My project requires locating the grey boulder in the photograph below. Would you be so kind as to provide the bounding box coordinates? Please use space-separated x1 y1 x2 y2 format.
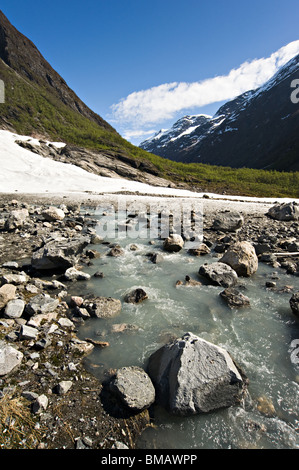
147 332 247 416
267 201 299 221
212 211 244 232
198 262 238 287
109 366 155 411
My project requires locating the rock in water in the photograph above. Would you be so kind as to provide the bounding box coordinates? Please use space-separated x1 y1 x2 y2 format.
84 297 122 318
163 235 184 252
220 288 250 309
109 366 155 411
220 241 258 277
147 332 247 416
124 288 148 304
198 262 238 287
290 292 299 316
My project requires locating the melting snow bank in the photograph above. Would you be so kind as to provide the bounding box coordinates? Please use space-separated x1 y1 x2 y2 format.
0 130 298 206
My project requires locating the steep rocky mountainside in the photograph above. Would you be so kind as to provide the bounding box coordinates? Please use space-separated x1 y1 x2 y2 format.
0 10 113 132
140 55 299 171
0 10 172 187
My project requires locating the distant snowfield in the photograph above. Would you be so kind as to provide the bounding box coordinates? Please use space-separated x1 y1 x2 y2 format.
0 130 298 206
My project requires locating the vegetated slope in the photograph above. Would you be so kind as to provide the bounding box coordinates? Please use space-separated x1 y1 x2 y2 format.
140 55 299 172
0 9 298 198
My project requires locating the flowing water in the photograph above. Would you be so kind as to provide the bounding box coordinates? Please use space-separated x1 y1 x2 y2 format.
74 208 299 449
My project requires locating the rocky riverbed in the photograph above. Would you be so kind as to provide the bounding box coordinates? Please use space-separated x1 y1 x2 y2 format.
0 193 298 449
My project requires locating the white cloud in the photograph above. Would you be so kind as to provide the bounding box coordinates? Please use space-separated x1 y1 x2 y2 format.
111 40 299 133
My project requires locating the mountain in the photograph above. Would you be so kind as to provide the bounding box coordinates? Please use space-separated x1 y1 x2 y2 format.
140 55 299 171
0 10 173 187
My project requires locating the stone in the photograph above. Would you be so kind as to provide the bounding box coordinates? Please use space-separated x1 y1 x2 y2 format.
220 288 251 308
267 201 299 221
31 235 90 271
58 317 75 329
124 288 148 304
0 284 16 309
41 206 65 222
25 293 59 317
32 394 49 414
84 297 122 319
220 241 258 277
4 299 25 319
163 234 184 252
55 380 73 395
212 211 244 232
64 267 91 281
107 246 125 257
5 208 29 231
109 366 155 411
0 341 23 376
20 325 39 340
1 272 29 285
290 292 299 316
147 332 247 415
150 253 164 264
198 262 238 287
188 243 211 256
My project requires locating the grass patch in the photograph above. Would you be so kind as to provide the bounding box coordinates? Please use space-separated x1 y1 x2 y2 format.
0 391 42 448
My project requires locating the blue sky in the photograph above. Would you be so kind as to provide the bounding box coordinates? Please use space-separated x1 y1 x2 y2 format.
1 0 299 144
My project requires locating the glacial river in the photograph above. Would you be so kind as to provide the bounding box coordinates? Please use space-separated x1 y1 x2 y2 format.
75 208 299 449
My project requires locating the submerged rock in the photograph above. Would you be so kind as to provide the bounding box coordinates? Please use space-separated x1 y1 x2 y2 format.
220 288 251 309
147 332 247 416
124 288 148 304
220 241 258 277
198 262 238 287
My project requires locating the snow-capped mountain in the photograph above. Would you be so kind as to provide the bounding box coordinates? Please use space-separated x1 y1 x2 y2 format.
140 54 299 171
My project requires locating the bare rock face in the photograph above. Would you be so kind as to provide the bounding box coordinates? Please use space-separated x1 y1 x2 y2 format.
220 241 258 277
147 332 247 416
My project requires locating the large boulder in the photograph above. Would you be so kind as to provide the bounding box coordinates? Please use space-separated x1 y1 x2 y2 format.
212 211 244 232
0 341 23 376
109 366 155 411
163 234 184 253
198 262 238 287
31 235 90 271
267 202 299 221
147 332 247 415
220 241 258 277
